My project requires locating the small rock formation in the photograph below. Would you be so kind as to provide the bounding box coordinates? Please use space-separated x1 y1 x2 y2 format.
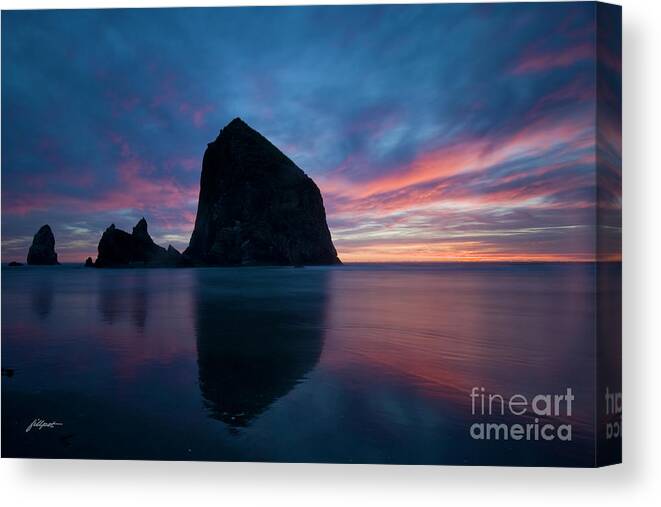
84 257 94 267
8 261 24 267
185 117 341 266
166 245 185 265
26 225 59 265
93 218 186 267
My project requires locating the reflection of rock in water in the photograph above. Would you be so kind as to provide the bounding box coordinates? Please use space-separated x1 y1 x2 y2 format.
130 286 147 331
99 285 122 324
31 275 54 319
98 274 148 332
195 269 329 427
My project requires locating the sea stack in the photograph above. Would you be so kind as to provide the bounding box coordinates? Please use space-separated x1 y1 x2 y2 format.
26 225 59 265
94 218 185 267
184 118 341 266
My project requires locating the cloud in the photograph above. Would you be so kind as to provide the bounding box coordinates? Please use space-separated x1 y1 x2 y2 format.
1 3 619 262
511 43 594 74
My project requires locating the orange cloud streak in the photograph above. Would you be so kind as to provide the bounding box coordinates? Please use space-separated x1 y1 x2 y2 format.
337 241 599 263
320 113 594 204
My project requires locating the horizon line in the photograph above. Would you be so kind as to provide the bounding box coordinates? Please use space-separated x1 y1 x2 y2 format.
3 258 622 266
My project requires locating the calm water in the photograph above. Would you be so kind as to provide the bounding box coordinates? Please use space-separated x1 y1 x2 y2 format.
2 263 602 465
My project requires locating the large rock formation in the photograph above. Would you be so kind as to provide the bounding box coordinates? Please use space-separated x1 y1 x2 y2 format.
94 218 185 267
26 225 59 265
185 118 341 266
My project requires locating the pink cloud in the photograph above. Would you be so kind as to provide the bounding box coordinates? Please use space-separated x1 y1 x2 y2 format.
511 43 594 74
320 111 595 204
179 101 215 128
526 77 594 121
598 45 621 74
3 135 199 219
192 104 214 128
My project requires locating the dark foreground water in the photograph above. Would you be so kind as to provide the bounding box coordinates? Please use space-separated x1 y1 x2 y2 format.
2 263 610 465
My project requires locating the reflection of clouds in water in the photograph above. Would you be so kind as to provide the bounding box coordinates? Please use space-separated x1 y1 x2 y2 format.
320 264 597 429
194 268 329 428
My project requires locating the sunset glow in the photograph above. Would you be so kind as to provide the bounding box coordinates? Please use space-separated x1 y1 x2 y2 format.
2 4 621 263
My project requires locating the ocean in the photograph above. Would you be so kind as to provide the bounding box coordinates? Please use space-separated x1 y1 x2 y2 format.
1 263 610 465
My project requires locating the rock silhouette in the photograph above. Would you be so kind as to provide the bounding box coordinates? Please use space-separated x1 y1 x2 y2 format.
94 218 185 267
185 118 341 266
8 261 24 267
84 257 94 267
27 225 59 265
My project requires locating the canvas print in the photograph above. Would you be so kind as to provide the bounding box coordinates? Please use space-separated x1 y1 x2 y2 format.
1 2 621 466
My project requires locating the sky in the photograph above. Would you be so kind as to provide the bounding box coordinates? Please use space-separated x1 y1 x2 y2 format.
1 3 621 263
